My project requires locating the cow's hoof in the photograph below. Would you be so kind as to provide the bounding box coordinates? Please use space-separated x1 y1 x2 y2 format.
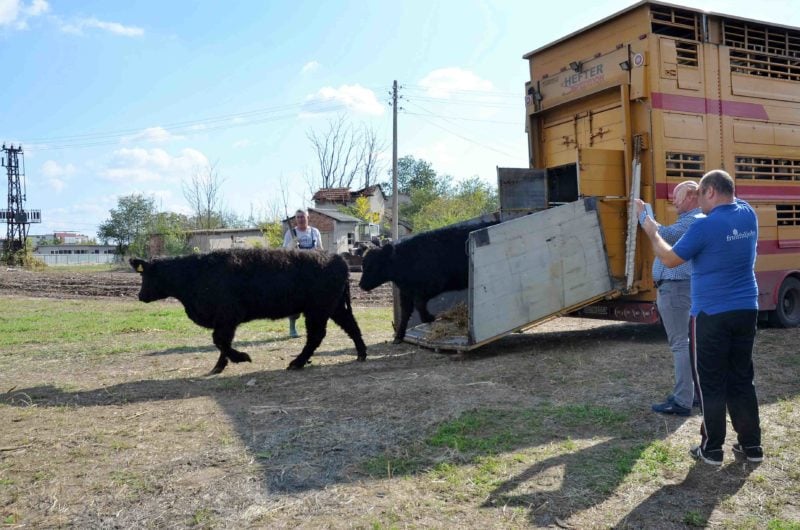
230 352 252 364
356 354 366 362
392 337 404 345
207 366 225 376
286 360 305 370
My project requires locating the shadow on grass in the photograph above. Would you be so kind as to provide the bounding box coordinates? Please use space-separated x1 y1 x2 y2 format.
3 326 795 525
617 461 756 528
145 335 303 356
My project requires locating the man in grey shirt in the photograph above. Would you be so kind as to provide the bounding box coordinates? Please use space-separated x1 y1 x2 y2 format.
635 180 701 416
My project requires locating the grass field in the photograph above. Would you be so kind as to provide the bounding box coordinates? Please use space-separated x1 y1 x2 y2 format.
1 295 799 528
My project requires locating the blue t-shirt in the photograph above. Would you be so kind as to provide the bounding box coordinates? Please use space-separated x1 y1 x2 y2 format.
672 199 758 316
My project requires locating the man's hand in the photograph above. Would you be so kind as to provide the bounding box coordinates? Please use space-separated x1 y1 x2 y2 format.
634 198 645 216
642 214 659 238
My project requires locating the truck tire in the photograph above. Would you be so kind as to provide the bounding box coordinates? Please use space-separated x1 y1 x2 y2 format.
768 276 800 328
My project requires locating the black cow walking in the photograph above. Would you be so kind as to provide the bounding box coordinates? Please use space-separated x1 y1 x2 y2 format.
359 220 497 343
130 249 367 374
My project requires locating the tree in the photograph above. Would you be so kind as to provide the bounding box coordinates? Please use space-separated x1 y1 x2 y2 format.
361 126 387 188
396 156 450 223
97 194 156 256
339 196 374 223
409 177 498 232
396 155 442 195
306 115 387 193
183 161 226 229
148 212 191 257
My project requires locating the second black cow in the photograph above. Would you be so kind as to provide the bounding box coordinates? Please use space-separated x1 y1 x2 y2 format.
131 249 367 374
359 219 497 343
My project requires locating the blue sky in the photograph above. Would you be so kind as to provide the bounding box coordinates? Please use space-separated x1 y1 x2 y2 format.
2 0 798 238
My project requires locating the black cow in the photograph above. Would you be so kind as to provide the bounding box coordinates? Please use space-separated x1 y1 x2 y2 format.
130 249 367 374
359 220 497 343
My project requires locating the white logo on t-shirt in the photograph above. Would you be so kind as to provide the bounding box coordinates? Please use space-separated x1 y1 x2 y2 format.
726 228 755 242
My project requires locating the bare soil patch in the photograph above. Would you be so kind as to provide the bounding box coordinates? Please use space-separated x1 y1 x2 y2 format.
0 267 393 306
1 269 798 529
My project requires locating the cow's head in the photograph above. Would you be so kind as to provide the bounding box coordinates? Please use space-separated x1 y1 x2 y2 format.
359 243 393 291
130 258 168 303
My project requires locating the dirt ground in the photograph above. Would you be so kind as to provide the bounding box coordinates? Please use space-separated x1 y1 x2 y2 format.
1 268 798 529
0 266 394 306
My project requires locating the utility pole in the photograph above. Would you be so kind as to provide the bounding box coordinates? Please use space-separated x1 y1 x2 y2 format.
1 144 41 257
391 80 399 240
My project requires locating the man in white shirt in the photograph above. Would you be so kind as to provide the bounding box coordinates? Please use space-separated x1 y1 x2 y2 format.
283 209 323 337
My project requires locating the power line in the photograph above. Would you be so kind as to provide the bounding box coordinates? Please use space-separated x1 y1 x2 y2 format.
401 101 519 159
20 100 354 151
403 111 520 126
402 84 521 98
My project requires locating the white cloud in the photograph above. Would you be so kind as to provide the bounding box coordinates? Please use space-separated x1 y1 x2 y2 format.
302 84 385 116
48 178 65 192
301 61 320 75
59 16 143 37
25 0 47 16
233 139 253 149
102 147 208 183
0 0 48 28
419 67 494 98
41 160 76 178
123 126 183 144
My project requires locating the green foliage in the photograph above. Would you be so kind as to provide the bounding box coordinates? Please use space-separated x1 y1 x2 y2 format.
339 196 374 222
397 156 442 195
395 156 498 232
768 521 800 530
259 220 285 248
97 194 156 256
683 510 706 527
408 176 498 232
3 237 46 269
147 211 191 257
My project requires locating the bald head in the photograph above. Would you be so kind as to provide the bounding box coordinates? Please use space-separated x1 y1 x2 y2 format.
673 180 699 213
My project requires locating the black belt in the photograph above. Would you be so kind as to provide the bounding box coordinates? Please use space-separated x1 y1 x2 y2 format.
655 279 689 287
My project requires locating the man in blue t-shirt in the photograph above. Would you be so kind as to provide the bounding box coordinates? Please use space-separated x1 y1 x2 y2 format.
641 169 762 466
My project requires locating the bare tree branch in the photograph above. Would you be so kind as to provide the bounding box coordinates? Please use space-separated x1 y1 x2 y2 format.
182 161 226 229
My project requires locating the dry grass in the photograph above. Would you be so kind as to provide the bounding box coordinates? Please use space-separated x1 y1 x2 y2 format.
426 302 470 340
1 294 799 529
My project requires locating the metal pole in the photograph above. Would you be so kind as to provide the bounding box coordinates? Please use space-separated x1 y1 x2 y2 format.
392 80 399 240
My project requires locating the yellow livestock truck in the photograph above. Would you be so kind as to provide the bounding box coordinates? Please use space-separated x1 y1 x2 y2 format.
403 1 800 352
522 0 800 328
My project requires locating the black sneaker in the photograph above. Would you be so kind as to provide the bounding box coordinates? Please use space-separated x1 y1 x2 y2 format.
652 400 691 416
689 445 723 465
732 443 763 463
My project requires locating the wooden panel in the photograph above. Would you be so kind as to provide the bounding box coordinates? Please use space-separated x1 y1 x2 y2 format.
542 119 576 165
775 123 800 147
660 38 678 79
734 119 775 144
677 65 702 91
731 73 800 103
663 112 706 140
578 148 625 197
469 199 614 343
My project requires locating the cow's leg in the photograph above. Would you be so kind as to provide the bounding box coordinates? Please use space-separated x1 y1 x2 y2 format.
414 296 435 323
210 325 252 375
394 290 414 344
330 301 367 361
287 313 327 370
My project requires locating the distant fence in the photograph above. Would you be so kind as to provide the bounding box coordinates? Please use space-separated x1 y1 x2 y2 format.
33 254 120 266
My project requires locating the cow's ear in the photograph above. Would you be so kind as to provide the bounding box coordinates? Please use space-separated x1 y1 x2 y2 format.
130 258 148 274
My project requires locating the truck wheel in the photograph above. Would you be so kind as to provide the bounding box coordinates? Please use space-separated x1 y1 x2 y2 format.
768 276 800 328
